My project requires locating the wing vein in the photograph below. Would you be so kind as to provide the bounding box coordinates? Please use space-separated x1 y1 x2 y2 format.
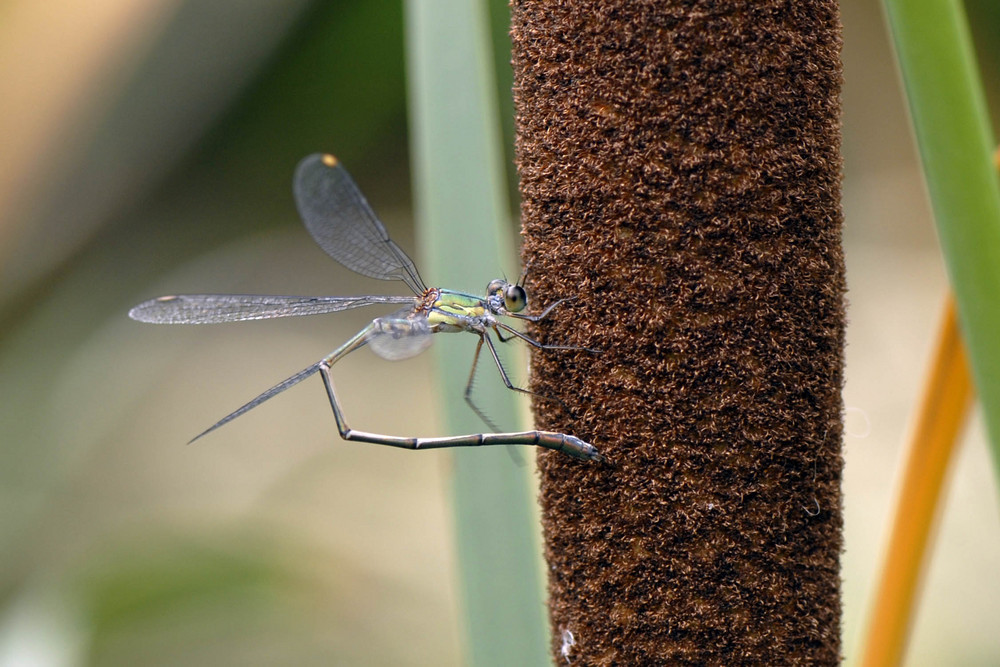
129 294 416 324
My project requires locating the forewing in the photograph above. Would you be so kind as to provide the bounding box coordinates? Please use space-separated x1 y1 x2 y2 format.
294 154 426 295
128 294 416 324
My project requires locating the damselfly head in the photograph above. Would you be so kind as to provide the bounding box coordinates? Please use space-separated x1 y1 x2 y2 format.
487 278 527 313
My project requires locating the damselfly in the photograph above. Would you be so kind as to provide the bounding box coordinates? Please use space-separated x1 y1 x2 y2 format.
129 154 602 462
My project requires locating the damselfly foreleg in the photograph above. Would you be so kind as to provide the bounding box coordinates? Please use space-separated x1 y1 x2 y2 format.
509 297 573 322
495 322 600 354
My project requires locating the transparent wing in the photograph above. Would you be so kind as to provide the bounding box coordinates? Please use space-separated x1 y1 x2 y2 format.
294 154 426 295
129 294 417 324
365 309 433 361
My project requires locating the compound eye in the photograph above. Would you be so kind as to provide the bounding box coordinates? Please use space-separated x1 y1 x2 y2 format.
504 284 527 312
486 279 505 296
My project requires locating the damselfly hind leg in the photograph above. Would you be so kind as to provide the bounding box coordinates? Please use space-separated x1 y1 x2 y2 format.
462 330 573 433
482 332 570 410
463 337 503 433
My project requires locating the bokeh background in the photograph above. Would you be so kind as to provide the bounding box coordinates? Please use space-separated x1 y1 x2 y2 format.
1 1 998 665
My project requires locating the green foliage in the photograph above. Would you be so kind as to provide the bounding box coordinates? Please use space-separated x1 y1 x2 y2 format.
883 0 1000 483
405 0 549 664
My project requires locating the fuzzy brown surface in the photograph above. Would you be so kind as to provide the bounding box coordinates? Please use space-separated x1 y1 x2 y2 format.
512 1 844 664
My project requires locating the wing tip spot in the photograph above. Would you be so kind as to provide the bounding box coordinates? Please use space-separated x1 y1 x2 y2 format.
322 154 338 167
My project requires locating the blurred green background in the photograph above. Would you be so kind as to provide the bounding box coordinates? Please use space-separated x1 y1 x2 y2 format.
0 1 997 665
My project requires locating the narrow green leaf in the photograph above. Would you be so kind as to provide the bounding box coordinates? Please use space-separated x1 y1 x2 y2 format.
883 0 1000 483
404 1 549 665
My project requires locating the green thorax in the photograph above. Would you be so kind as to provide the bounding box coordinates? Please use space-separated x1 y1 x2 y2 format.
424 288 488 329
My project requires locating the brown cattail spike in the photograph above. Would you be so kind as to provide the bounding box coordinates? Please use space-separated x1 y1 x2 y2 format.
513 2 846 663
